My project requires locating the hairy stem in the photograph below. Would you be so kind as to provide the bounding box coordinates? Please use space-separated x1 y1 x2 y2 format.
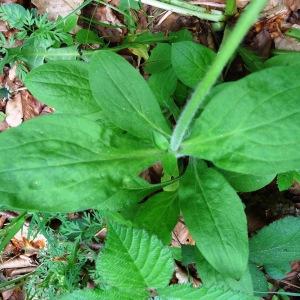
136 0 224 22
159 0 223 16
170 0 268 152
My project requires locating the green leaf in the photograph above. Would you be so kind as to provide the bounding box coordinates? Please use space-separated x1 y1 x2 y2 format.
75 29 103 44
145 43 172 74
249 217 300 277
59 288 146 300
179 161 248 279
285 28 300 41
130 191 179 244
238 47 264 72
0 114 167 212
277 171 300 191
195 249 253 294
119 0 141 11
0 212 26 252
148 68 177 109
169 29 193 43
89 51 171 142
219 169 275 192
63 15 78 32
96 223 173 290
249 264 268 297
171 41 216 88
25 61 100 117
181 66 300 175
46 46 79 61
264 264 291 280
157 285 259 300
264 53 300 68
58 289 102 300
0 4 26 29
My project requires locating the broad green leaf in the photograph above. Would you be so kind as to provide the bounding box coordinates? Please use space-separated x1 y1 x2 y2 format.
75 29 103 44
264 53 300 68
59 288 146 300
181 66 300 175
169 29 193 43
171 41 216 88
96 223 173 290
179 161 248 279
145 43 172 74
59 289 102 300
264 264 291 280
219 169 275 192
277 171 300 191
130 191 179 244
249 264 268 297
238 47 264 72
119 0 141 11
148 68 177 106
46 46 79 61
18 39 52 69
285 27 300 41
25 61 100 117
195 249 253 294
0 114 167 212
250 217 300 276
89 51 171 142
157 285 259 300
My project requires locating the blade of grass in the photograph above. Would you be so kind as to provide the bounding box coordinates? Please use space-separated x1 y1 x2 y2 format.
0 212 27 252
170 0 268 152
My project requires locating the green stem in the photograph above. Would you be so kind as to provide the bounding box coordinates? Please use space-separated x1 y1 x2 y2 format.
136 0 224 22
159 0 223 16
225 0 237 16
170 0 268 152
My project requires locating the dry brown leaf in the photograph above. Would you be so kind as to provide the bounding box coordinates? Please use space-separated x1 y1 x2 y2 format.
237 0 300 11
21 90 44 121
274 35 300 50
175 265 190 284
172 220 195 247
0 255 36 270
82 4 124 43
2 288 24 300
5 93 23 127
8 266 36 277
32 0 84 19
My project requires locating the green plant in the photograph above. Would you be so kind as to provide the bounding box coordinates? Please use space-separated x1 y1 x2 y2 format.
0 3 78 78
1 0 300 298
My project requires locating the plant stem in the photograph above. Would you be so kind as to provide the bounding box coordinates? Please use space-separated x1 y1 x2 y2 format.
170 0 268 152
136 0 224 22
225 0 237 16
159 0 223 16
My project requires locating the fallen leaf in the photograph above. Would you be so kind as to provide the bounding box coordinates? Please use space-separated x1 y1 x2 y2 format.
274 35 300 50
20 90 44 121
0 255 36 270
172 220 195 247
32 0 84 19
82 4 125 43
237 0 300 11
2 288 24 300
5 93 23 127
